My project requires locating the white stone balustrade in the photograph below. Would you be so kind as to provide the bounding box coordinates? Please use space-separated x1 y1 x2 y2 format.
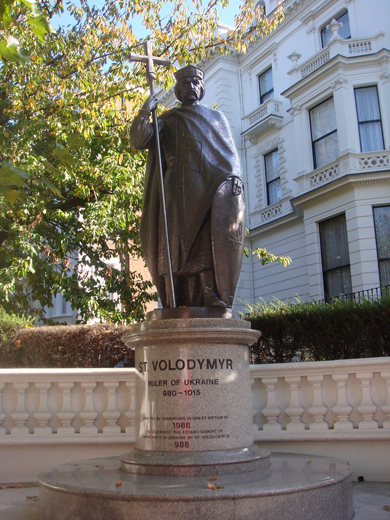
0 369 136 443
288 32 385 83
0 358 390 482
242 98 283 138
250 357 390 441
294 150 390 193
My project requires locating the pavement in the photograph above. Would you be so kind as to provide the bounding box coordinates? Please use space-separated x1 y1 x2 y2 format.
0 481 389 519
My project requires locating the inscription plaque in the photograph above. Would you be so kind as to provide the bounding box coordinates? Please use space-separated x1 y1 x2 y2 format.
121 317 263 476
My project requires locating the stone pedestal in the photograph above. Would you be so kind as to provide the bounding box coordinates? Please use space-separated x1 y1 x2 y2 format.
120 315 269 476
38 313 354 519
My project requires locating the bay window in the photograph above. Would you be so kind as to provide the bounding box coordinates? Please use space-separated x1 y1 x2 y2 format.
320 214 352 300
355 86 384 152
373 206 390 287
310 98 339 169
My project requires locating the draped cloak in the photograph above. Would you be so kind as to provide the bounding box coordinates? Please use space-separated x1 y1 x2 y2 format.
130 103 240 307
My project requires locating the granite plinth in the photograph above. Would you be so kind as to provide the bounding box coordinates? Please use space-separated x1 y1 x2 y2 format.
38 452 354 520
120 445 270 476
122 318 260 475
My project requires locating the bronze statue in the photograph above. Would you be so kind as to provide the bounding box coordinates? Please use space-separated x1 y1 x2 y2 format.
130 64 245 309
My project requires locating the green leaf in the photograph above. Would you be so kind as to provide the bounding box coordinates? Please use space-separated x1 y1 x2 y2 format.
53 146 74 168
27 14 55 41
41 177 63 197
0 0 14 22
0 35 31 62
67 133 87 149
0 165 25 187
4 189 20 206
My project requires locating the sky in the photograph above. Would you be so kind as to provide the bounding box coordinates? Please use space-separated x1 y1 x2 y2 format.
51 0 242 37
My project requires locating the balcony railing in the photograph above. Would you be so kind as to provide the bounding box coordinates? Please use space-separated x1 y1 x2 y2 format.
242 98 283 140
288 32 385 83
293 150 390 193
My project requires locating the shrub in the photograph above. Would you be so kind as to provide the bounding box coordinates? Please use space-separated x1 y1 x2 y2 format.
0 320 134 368
245 296 390 363
0 308 34 367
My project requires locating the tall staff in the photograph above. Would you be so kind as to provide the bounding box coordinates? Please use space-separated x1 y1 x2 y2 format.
129 41 176 308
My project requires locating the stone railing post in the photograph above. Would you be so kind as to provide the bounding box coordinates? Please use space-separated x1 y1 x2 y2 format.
102 381 121 434
307 375 329 430
356 372 378 429
381 371 390 429
34 382 52 435
79 381 98 434
10 382 29 435
261 377 282 431
285 376 305 430
332 374 353 429
57 382 75 434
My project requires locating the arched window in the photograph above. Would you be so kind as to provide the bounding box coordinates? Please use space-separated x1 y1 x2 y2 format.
321 10 350 47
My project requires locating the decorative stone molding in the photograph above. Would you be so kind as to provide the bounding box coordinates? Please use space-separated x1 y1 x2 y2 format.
287 51 302 68
310 163 340 188
330 77 348 90
289 103 301 116
359 154 390 169
301 49 330 78
326 19 343 41
349 40 372 55
261 203 283 223
306 24 315 35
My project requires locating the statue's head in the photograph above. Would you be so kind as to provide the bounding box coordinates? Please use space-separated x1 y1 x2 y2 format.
174 65 205 105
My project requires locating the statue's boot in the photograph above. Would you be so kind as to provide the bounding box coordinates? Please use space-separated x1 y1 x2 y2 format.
200 270 227 308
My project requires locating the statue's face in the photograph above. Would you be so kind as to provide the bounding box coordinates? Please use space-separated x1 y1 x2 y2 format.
178 76 203 105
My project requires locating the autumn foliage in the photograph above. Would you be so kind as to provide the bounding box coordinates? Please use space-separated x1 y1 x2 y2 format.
0 0 283 323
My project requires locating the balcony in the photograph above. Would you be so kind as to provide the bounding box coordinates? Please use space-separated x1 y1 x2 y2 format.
242 98 283 141
288 32 385 84
293 150 390 194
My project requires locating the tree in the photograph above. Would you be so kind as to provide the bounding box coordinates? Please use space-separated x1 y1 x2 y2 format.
0 0 283 323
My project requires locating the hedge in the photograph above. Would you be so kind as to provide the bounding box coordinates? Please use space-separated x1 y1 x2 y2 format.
245 296 390 363
0 317 134 368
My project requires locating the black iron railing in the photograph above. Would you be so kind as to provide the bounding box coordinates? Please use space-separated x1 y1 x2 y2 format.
323 285 390 304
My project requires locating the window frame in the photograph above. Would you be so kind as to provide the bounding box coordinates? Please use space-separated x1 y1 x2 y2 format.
373 205 390 288
258 67 274 105
309 96 339 170
264 148 281 206
354 85 385 152
321 10 351 48
319 213 352 301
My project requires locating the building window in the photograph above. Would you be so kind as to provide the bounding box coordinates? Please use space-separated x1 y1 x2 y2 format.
264 149 281 205
319 214 352 300
373 206 390 287
259 68 274 105
310 97 339 169
321 10 351 47
355 86 384 152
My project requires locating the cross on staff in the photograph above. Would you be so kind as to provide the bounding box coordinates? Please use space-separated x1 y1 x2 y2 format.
129 41 176 308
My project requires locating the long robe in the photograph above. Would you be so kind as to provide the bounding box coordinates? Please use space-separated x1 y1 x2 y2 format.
130 103 240 307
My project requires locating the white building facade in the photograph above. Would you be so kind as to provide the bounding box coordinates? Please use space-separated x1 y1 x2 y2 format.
161 0 390 312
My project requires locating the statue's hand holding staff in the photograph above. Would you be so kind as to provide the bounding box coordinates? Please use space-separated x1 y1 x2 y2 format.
141 94 158 115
